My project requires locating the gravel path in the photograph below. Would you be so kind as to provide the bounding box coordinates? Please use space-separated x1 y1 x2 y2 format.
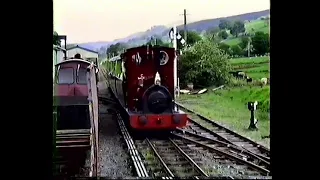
97 78 134 178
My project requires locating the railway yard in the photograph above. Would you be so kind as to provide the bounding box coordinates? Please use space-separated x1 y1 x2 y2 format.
53 2 271 178
85 69 272 179
52 43 271 179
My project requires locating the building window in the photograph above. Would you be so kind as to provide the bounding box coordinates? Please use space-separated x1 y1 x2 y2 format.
77 68 87 84
58 68 74 84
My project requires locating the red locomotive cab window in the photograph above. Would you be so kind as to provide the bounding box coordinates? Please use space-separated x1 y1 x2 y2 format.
77 68 87 84
57 68 74 84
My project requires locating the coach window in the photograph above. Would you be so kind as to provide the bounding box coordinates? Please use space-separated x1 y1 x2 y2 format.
58 68 74 84
77 68 87 84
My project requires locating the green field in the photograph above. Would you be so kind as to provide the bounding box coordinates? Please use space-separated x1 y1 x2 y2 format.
224 20 270 46
245 20 269 34
230 56 270 79
230 56 269 65
222 38 241 46
177 56 270 148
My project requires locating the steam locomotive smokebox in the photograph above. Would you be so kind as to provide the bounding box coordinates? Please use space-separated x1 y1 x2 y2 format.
142 85 173 114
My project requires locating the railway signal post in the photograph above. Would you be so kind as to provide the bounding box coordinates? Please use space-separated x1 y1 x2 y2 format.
248 101 258 130
169 26 186 99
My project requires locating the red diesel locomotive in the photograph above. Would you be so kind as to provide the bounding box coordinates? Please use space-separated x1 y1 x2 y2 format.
53 54 99 176
107 45 188 131
53 54 98 130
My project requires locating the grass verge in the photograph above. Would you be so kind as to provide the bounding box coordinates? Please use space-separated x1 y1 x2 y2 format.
177 85 270 148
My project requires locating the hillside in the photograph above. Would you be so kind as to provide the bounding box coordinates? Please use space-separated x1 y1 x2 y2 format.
71 9 270 52
222 19 270 46
176 9 269 32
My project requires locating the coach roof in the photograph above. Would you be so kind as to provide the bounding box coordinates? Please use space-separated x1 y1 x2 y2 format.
55 59 92 66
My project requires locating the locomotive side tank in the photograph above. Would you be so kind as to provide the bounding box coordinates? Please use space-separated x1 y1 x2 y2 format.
108 45 187 131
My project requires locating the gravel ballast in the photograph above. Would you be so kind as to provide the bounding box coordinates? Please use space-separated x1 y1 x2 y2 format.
98 79 134 178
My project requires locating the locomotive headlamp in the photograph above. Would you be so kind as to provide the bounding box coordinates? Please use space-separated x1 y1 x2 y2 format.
154 72 161 85
138 115 147 125
172 115 180 124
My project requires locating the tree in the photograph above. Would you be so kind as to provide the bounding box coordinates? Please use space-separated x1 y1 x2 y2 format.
53 31 61 46
230 20 245 37
218 43 231 55
177 30 202 50
205 27 220 40
219 19 232 30
179 39 231 87
240 36 253 57
252 32 269 55
239 36 250 49
230 45 244 57
106 42 128 56
218 30 228 39
146 37 171 47
207 27 220 35
264 16 270 27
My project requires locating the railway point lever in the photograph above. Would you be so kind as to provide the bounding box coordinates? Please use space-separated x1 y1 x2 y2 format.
248 101 258 130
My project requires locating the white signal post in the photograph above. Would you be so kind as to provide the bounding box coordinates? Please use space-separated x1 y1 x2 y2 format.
170 26 185 100
172 26 179 99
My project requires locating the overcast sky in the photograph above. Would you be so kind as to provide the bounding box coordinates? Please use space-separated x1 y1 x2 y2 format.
54 0 270 43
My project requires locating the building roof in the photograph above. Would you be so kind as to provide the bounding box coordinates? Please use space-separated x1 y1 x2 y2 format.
67 45 98 54
55 59 92 66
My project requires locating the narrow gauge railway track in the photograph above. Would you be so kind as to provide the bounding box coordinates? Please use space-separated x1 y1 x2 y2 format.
113 110 149 178
175 102 270 162
171 129 270 176
135 138 209 179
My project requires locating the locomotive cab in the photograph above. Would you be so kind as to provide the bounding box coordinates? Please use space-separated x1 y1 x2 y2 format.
54 57 92 130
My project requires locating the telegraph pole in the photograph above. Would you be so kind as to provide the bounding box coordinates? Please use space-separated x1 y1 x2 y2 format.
183 9 187 44
247 39 250 58
180 9 189 45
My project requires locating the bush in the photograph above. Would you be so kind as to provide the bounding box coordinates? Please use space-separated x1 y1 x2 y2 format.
179 39 232 88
